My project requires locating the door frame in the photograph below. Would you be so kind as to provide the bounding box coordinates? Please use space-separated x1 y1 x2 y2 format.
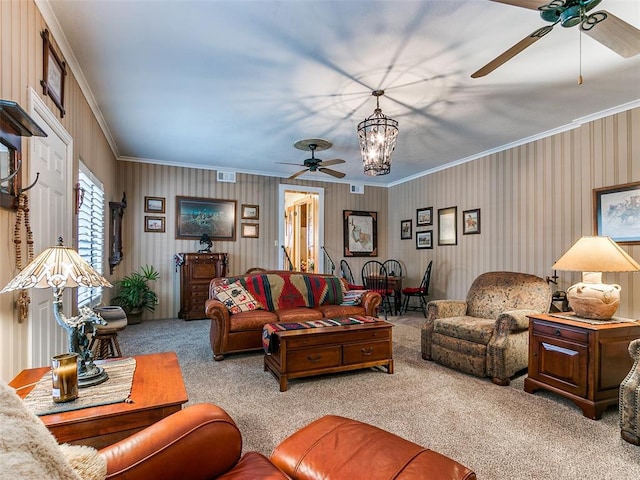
278 184 324 272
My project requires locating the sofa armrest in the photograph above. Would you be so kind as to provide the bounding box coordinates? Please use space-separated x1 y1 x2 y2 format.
271 415 476 480
100 404 242 480
360 290 382 317
206 298 232 360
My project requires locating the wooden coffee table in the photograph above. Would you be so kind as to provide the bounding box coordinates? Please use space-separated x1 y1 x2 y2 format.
264 320 394 391
9 351 188 448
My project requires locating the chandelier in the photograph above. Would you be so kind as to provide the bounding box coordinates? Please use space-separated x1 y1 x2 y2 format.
357 90 398 176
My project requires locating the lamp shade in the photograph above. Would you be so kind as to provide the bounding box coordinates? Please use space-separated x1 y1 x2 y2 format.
1 239 112 293
552 236 640 273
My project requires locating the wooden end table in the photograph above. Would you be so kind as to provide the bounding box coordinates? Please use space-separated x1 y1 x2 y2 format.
525 313 640 419
10 351 188 448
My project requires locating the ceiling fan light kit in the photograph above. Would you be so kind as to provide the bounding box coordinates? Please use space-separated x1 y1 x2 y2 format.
357 90 399 177
471 0 640 78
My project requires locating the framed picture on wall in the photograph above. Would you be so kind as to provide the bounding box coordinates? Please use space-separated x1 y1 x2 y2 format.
416 207 433 226
438 206 457 246
144 216 165 233
343 210 378 257
462 208 481 235
401 219 412 240
175 196 237 241
40 29 66 117
593 181 640 244
416 230 433 249
145 196 165 213
241 204 259 220
241 223 259 238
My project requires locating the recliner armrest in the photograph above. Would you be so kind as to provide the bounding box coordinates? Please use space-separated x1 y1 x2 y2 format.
100 404 242 480
495 309 539 333
426 300 467 320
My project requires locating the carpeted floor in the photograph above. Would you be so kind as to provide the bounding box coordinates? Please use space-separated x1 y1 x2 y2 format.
118 314 640 479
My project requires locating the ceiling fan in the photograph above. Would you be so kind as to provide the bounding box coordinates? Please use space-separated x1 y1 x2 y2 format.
471 0 640 78
279 138 346 180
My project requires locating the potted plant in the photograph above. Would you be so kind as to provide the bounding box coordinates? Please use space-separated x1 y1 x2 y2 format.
111 265 159 324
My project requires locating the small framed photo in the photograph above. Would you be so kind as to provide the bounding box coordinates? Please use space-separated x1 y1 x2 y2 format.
462 208 481 235
593 181 640 244
438 206 457 246
401 219 412 240
145 196 166 213
241 223 259 238
241 204 260 220
416 207 433 227
144 216 165 233
40 29 66 117
416 230 433 249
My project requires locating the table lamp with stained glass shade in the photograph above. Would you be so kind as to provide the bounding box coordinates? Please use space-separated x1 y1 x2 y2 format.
552 236 640 320
1 237 113 386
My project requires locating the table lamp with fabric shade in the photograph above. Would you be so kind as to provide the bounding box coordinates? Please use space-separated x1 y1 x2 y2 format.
552 236 640 320
1 237 113 386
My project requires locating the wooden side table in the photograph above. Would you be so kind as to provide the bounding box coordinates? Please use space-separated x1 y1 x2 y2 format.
524 313 640 419
9 351 188 448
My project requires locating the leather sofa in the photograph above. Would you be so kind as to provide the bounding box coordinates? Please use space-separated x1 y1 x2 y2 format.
421 271 551 385
101 403 477 479
206 271 381 360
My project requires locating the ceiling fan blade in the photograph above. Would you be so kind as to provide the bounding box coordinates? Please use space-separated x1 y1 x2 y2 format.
319 167 346 179
318 158 346 167
288 169 308 180
582 11 640 58
490 0 550 10
471 25 554 78
277 162 306 166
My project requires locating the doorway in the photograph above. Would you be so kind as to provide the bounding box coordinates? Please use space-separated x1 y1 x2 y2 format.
278 185 324 272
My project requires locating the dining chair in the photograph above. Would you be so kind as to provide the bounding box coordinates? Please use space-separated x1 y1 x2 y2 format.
339 259 364 289
400 260 433 317
361 260 393 320
383 259 403 314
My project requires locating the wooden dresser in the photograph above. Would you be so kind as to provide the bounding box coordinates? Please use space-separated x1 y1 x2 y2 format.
525 313 640 419
176 252 227 320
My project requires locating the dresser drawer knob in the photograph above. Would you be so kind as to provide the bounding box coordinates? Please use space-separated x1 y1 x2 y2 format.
361 347 374 356
307 355 322 363
554 329 562 336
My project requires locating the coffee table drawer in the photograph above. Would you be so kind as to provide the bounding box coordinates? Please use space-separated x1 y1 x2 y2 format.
286 327 390 349
343 340 391 365
288 346 341 372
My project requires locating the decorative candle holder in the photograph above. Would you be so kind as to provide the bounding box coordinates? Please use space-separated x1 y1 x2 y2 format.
51 352 78 403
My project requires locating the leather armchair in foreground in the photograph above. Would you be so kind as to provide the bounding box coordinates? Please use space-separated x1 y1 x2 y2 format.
100 404 476 480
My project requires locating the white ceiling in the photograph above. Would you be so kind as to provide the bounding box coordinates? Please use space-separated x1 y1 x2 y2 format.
40 0 640 186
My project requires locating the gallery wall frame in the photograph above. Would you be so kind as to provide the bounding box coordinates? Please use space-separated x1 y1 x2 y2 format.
40 29 66 117
241 204 259 220
241 223 259 238
175 196 236 241
416 207 433 227
144 216 165 233
462 208 481 235
438 206 457 246
401 219 412 240
144 196 165 213
343 210 378 257
416 230 433 249
593 181 640 244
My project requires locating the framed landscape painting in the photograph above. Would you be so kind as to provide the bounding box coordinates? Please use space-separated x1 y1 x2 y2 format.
593 181 640 244
175 196 236 241
343 210 378 257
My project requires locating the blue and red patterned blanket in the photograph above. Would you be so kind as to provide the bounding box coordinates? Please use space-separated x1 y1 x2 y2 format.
262 316 379 354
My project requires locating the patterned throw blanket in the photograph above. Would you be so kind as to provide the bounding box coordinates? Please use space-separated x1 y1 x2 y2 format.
262 316 379 353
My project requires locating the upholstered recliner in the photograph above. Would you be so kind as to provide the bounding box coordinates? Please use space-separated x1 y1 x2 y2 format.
421 271 551 386
620 338 640 445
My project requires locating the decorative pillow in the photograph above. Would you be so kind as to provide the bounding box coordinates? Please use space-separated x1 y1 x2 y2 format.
213 280 262 314
0 379 106 480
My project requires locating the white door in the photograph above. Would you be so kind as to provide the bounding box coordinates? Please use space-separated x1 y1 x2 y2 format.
28 90 73 368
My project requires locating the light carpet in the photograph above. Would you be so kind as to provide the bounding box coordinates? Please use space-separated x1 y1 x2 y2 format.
118 314 640 479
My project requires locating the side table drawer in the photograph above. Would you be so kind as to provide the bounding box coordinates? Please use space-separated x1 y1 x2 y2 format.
533 322 588 344
343 340 391 365
288 346 341 372
534 337 588 397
